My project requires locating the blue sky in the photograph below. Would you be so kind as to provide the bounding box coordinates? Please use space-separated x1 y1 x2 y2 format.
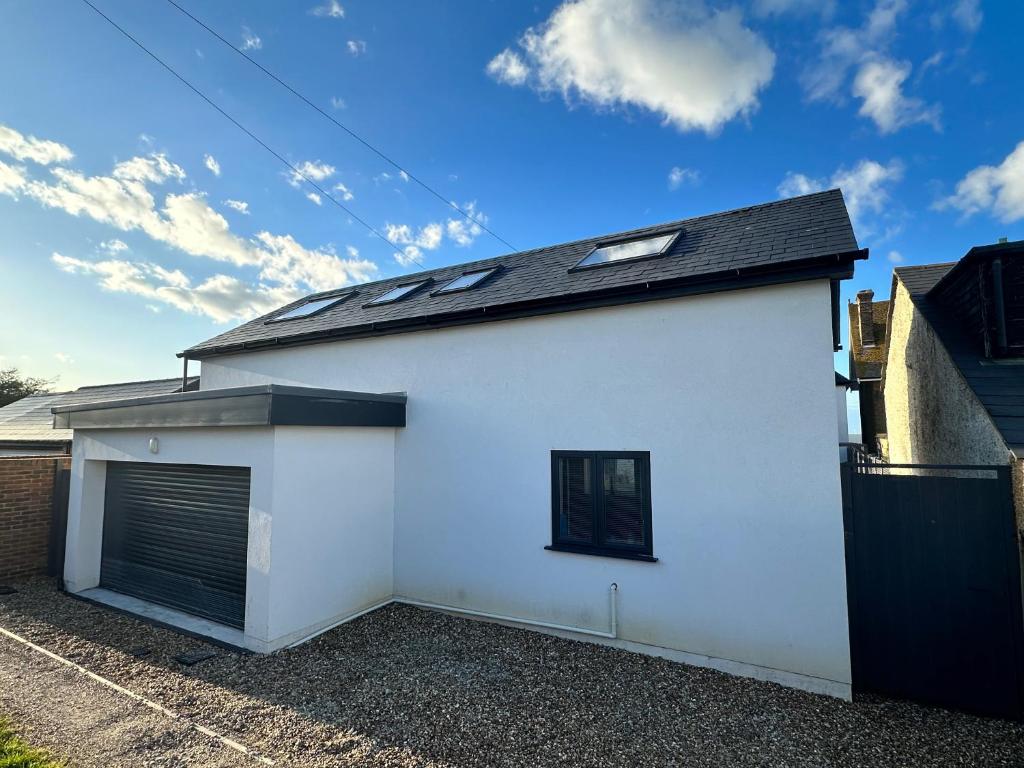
1 0 1022 429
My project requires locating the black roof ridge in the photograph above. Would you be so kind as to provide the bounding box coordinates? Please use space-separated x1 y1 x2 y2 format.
894 261 958 273
296 188 847 302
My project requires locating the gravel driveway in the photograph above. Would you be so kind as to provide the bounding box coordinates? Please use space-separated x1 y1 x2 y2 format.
1 578 1022 767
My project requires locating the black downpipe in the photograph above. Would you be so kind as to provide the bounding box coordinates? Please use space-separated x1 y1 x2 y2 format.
992 258 1008 355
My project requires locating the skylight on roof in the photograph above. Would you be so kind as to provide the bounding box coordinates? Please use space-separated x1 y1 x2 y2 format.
574 231 679 270
267 292 353 323
435 267 498 294
367 280 430 306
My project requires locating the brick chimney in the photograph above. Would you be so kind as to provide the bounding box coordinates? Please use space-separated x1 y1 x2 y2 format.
857 289 876 347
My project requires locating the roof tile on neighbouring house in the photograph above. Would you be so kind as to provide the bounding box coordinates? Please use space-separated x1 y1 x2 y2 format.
0 377 198 447
894 259 1024 454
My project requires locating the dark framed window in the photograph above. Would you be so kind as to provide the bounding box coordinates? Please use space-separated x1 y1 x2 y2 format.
546 451 655 562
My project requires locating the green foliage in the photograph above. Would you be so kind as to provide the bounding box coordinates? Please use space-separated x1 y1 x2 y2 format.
0 719 63 768
0 368 55 408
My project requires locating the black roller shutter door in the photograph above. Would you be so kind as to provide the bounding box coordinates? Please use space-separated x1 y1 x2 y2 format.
101 461 250 629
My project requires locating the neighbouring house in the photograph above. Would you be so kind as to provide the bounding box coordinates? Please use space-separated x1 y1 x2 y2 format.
58 189 867 698
881 240 1024 533
848 289 889 456
0 378 198 456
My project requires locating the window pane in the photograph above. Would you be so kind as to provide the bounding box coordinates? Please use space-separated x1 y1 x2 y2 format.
368 282 428 307
273 294 347 321
603 458 645 547
438 268 495 293
558 456 593 544
577 232 676 268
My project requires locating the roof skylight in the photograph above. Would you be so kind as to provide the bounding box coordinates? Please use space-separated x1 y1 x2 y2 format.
267 292 353 323
435 267 498 294
367 280 430 306
574 231 680 270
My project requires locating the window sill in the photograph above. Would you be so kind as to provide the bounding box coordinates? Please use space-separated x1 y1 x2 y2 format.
544 544 658 563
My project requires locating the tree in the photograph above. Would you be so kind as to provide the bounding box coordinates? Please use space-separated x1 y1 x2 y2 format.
0 367 56 407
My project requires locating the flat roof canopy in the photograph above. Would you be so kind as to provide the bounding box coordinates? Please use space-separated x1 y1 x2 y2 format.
52 384 406 430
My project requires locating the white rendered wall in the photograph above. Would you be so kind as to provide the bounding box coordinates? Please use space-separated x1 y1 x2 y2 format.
265 426 395 646
201 280 851 692
63 425 395 652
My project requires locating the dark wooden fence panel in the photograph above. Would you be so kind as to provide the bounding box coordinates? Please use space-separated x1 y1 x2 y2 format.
47 464 71 578
845 463 1024 719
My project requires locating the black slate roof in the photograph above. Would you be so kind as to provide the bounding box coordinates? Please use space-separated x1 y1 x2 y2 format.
894 262 1024 453
184 189 862 359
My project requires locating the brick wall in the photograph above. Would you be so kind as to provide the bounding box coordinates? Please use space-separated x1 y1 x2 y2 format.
0 456 71 581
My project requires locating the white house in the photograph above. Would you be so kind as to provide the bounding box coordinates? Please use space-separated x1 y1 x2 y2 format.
57 189 867 698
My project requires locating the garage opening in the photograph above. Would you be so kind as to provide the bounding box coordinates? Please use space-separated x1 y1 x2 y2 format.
101 461 250 629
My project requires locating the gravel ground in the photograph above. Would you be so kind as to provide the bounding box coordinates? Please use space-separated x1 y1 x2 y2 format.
0 630 254 767
0 578 1022 768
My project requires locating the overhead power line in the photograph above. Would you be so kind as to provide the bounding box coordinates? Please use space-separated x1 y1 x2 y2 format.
164 0 517 253
79 0 424 267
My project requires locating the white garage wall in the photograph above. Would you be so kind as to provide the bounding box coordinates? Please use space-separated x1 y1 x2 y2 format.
265 426 395 645
63 425 397 651
200 280 850 692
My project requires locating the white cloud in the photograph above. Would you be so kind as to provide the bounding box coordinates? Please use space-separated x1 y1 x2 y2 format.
333 181 354 201
0 124 73 165
0 122 380 321
445 202 487 247
112 153 186 184
253 233 377 292
306 191 322 206
937 141 1024 223
852 57 941 134
0 159 27 196
287 160 335 187
887 250 903 263
385 222 441 251
399 170 409 183
223 199 249 215
778 158 904 231
668 166 700 189
952 0 982 33
54 352 74 364
203 153 221 176
394 246 422 268
100 238 129 254
330 96 347 110
801 0 938 135
310 0 345 18
241 27 262 51
486 49 529 86
346 40 367 56
52 252 300 323
486 0 774 134
752 0 834 16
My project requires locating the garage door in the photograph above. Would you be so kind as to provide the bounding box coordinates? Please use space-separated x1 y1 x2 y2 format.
101 462 250 629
